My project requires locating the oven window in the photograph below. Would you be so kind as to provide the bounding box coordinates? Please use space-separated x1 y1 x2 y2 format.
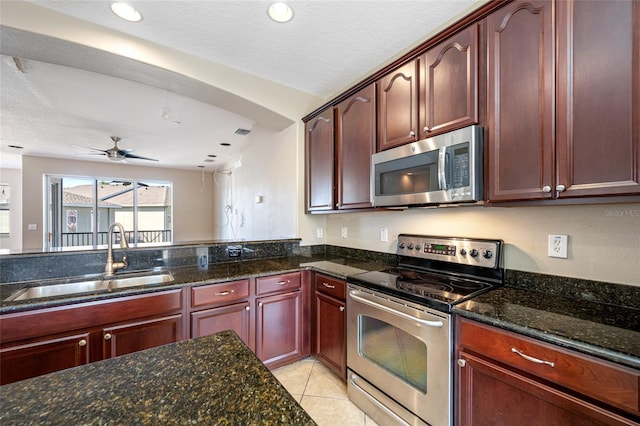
359 316 427 393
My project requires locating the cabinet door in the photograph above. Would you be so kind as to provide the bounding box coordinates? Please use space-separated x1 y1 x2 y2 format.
556 0 640 198
486 0 555 202
314 292 346 379
305 108 335 211
255 291 303 368
456 351 634 426
191 302 251 348
102 314 183 359
336 84 375 209
421 24 479 138
0 333 90 385
377 60 419 151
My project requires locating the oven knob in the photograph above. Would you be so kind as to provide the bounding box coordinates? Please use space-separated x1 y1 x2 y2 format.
398 242 405 249
407 243 414 250
469 249 479 258
460 249 467 256
483 250 493 259
415 244 421 251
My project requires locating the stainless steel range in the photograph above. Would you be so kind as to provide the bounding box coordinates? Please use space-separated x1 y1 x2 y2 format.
346 234 503 426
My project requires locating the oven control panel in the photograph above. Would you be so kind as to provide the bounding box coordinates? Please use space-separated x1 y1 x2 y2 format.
396 234 502 268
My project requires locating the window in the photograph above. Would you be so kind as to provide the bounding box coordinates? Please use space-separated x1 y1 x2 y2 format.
0 183 9 235
45 176 172 249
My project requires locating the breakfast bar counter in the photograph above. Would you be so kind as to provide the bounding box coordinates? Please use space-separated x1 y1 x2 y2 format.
0 330 315 425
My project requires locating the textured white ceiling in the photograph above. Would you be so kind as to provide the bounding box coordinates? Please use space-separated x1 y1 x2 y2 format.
1 0 483 170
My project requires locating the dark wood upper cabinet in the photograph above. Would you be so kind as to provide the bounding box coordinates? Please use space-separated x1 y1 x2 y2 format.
335 84 376 209
377 60 419 151
420 24 479 138
488 0 640 203
305 108 334 211
556 0 640 198
486 0 555 202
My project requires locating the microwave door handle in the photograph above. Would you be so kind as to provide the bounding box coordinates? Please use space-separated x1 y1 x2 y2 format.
438 146 448 190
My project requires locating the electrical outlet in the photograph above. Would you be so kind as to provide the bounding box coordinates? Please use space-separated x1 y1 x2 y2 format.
196 247 209 270
316 227 323 238
341 227 348 239
548 234 568 258
380 228 389 242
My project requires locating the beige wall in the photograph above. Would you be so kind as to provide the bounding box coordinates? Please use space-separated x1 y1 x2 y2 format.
21 156 214 249
314 203 640 287
0 167 23 250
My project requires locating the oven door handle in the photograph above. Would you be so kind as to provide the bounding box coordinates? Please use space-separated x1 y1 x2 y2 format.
349 291 444 328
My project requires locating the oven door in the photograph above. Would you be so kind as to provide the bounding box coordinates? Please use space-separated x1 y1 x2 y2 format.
347 285 452 426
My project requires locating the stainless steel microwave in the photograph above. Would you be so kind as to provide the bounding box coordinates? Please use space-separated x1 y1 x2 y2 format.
372 125 483 207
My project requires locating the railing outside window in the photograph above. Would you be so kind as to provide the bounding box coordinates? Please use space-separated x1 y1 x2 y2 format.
61 230 172 247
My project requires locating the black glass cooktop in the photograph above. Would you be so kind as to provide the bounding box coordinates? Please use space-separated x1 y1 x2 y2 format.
348 267 495 311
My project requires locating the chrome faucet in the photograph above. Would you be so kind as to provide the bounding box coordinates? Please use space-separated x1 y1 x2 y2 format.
105 222 130 276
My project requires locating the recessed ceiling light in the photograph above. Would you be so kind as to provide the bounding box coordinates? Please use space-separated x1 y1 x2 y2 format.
110 2 143 22
207 154 217 158
267 2 293 23
8 145 24 149
220 143 231 147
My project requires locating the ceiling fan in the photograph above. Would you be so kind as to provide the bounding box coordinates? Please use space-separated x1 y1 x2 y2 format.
75 136 159 162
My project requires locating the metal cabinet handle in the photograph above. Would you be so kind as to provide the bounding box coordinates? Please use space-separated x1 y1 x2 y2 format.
258 302 263 307
322 282 335 289
556 184 566 193
78 339 87 347
214 290 235 296
542 185 552 193
245 306 250 311
409 130 416 137
423 126 430 133
104 333 112 340
457 359 466 367
339 306 345 312
277 280 290 285
511 347 555 368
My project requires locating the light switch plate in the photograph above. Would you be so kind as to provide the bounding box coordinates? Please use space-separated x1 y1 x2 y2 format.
548 234 568 258
341 227 348 239
316 227 323 238
380 228 388 242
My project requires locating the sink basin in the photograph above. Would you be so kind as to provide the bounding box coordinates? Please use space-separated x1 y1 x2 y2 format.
4 271 174 302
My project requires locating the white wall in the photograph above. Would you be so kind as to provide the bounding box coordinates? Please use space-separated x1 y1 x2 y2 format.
21 156 214 249
0 167 23 250
213 124 298 240
318 203 640 287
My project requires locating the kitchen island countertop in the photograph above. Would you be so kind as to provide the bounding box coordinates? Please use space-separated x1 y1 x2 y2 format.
0 330 316 425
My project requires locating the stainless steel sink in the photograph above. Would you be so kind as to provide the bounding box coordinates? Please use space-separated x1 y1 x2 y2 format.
4 271 174 302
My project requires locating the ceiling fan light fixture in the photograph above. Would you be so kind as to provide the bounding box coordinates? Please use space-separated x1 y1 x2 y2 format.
110 2 143 22
267 2 293 23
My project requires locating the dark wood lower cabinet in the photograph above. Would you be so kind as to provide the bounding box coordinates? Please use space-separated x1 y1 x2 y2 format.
255 290 303 369
191 302 251 347
457 351 635 426
314 292 346 378
102 314 184 359
0 332 90 385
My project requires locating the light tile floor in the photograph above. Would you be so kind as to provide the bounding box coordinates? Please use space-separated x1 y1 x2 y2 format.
272 357 380 426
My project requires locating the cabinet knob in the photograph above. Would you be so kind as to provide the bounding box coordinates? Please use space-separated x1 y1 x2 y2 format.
104 333 112 340
423 126 430 133
258 302 263 307
339 306 345 312
457 359 467 367
245 306 250 311
542 185 552 193
556 184 566 193
78 339 87 347
409 130 416 137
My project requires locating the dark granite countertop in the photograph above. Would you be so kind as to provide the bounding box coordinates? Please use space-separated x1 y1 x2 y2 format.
0 255 388 314
0 330 315 425
453 286 640 370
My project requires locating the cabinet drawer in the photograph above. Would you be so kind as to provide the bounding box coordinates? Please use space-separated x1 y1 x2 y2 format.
458 318 640 415
315 273 345 300
256 272 301 295
191 280 249 308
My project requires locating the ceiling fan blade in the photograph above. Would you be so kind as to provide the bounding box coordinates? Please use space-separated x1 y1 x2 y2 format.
124 152 159 162
72 144 107 154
